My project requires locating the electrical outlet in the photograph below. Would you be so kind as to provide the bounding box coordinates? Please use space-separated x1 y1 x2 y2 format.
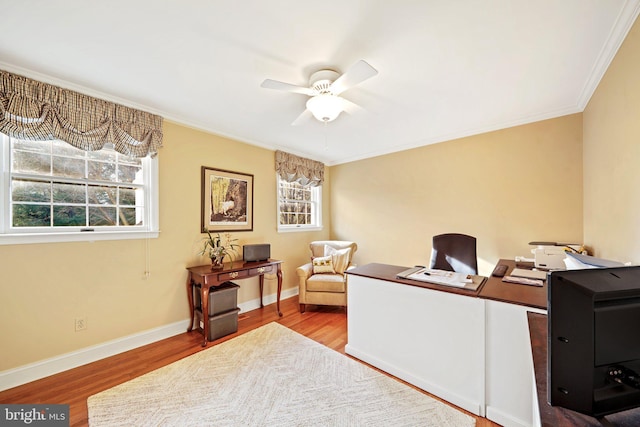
75 317 87 332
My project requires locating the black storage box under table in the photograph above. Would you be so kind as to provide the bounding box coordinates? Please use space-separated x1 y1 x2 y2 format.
193 281 239 316
193 281 240 341
195 307 240 341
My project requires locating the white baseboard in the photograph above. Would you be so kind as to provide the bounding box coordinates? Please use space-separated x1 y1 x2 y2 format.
0 290 298 392
345 343 483 417
0 319 188 392
486 406 531 427
238 286 297 314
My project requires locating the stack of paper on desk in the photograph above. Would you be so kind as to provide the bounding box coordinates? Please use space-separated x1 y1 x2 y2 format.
510 268 548 280
404 268 472 288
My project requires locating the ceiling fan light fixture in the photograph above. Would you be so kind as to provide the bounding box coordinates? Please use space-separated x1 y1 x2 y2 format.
306 94 344 122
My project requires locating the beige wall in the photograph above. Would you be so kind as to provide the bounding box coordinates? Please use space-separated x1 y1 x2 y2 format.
330 114 584 276
0 121 330 371
583 16 640 263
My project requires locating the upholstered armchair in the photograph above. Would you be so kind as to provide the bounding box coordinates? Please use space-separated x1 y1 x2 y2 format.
296 240 358 313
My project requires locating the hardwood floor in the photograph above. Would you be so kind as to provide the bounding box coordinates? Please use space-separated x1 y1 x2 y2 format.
0 297 500 426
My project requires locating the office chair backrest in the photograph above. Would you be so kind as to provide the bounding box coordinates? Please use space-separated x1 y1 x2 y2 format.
430 233 478 275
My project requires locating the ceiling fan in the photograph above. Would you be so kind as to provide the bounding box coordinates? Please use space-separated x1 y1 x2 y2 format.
260 60 378 125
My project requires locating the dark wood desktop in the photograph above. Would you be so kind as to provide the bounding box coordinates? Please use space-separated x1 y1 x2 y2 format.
186 259 283 347
479 259 547 310
346 262 484 297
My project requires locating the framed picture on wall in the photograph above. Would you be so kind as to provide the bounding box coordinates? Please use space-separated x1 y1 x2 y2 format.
201 166 254 232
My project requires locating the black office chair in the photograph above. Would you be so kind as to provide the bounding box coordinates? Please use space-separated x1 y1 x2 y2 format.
429 233 478 275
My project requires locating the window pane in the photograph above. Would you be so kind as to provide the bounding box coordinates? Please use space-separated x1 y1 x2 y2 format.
88 185 117 205
87 149 116 162
52 140 85 158
53 206 86 226
119 187 137 205
89 206 117 226
12 179 50 202
53 182 86 203
12 150 51 174
88 160 116 181
119 207 141 226
118 155 140 166
12 204 50 227
118 164 142 183
13 139 51 154
52 156 85 179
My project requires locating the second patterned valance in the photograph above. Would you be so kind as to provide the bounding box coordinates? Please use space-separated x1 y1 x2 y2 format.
275 150 324 186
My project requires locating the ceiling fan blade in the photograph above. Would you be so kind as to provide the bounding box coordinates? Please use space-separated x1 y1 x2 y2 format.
261 79 315 96
341 98 363 115
291 109 313 126
330 60 378 95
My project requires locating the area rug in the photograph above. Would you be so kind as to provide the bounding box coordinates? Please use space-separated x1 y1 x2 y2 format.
88 322 474 426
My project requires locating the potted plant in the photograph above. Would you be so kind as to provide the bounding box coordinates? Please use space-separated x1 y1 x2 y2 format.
200 231 239 269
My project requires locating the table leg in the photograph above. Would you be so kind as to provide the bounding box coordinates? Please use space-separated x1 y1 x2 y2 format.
259 274 264 308
186 274 194 332
201 285 210 347
276 265 283 317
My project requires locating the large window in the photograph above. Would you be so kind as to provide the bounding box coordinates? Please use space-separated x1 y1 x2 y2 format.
277 175 322 231
0 134 158 244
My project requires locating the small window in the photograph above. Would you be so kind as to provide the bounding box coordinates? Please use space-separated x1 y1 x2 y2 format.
277 175 322 232
0 135 158 244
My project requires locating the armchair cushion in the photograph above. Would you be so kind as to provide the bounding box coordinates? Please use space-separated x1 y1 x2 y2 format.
312 256 335 274
307 273 347 293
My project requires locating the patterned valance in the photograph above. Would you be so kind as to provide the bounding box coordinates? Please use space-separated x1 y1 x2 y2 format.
0 69 163 158
275 150 324 186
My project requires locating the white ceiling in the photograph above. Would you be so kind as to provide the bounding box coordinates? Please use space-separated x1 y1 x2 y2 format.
1 1 639 165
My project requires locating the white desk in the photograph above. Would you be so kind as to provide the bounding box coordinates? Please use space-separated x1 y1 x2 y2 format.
346 265 485 415
346 262 546 427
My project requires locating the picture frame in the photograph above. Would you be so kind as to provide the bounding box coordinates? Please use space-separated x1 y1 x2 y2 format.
201 166 254 233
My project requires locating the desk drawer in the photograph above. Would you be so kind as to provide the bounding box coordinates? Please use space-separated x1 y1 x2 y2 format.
250 265 275 275
218 270 249 281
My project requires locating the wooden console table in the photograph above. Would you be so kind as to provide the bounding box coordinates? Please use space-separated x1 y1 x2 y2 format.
186 259 283 347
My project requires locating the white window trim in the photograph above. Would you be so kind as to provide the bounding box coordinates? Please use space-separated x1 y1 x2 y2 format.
0 135 159 245
276 175 323 233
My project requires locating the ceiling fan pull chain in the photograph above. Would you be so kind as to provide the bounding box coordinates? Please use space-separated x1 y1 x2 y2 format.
324 121 328 151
